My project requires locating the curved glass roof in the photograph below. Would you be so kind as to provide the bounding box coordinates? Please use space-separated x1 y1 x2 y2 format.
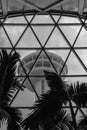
0 0 87 16
1 1 87 129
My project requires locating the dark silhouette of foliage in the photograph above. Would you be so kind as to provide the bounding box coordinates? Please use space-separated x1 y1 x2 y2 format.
68 82 87 107
78 115 87 130
21 70 87 130
21 71 72 130
0 49 22 130
44 70 78 130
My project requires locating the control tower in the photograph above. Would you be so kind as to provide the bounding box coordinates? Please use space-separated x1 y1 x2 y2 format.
18 51 68 100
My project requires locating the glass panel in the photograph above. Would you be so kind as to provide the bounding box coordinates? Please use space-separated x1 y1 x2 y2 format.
4 25 26 45
12 88 35 107
59 25 81 45
1 14 87 126
75 50 87 67
59 16 80 23
32 26 54 46
75 27 87 47
26 15 34 22
46 27 69 48
0 27 12 48
43 60 51 67
66 51 87 75
52 15 60 22
17 27 40 48
32 15 54 23
5 16 27 24
66 77 87 85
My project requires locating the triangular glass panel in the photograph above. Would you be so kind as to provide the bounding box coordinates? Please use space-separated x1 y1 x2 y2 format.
17 27 40 48
66 51 87 75
81 18 85 22
31 15 54 24
17 50 45 87
28 50 60 76
25 15 34 22
76 109 85 122
4 25 26 45
66 77 87 85
23 76 47 102
5 16 27 24
51 15 60 22
0 49 12 54
75 50 87 67
32 26 54 46
75 27 87 47
59 25 81 45
45 27 69 48
16 49 36 59
29 76 50 100
84 19 87 23
21 109 32 120
0 27 12 48
11 88 35 107
59 16 80 24
49 50 70 77
78 18 85 23
17 59 28 77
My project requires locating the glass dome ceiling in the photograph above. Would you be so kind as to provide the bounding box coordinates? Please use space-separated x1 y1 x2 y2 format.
1 1 87 129
0 0 87 16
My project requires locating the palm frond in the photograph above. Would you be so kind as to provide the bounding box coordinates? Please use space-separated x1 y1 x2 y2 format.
0 109 8 127
22 108 72 130
78 115 87 130
53 110 73 130
44 70 68 103
0 50 20 104
44 70 65 90
22 88 67 130
0 118 8 129
68 82 87 107
3 107 22 130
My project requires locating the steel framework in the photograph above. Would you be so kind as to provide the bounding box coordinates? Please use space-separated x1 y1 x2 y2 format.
0 10 87 121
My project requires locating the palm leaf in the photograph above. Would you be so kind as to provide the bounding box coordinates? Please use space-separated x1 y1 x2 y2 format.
78 115 87 130
44 70 68 103
22 88 67 130
0 109 8 127
52 110 73 130
0 118 8 130
68 82 87 107
22 107 72 130
3 107 22 130
0 50 21 104
44 70 65 90
44 71 78 130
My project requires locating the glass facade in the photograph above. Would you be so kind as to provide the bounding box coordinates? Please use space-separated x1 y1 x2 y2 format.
0 12 87 122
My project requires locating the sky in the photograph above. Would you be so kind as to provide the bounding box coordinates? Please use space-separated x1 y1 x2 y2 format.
0 15 87 129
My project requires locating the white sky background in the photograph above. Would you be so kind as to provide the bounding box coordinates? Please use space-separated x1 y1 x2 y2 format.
0 15 87 128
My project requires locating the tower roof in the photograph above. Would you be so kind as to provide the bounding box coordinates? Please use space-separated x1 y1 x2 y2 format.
18 51 68 92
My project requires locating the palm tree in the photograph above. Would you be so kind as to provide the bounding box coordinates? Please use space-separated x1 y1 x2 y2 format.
68 82 87 130
44 71 78 130
44 71 87 130
78 115 87 130
21 71 72 130
0 49 22 130
68 82 87 107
